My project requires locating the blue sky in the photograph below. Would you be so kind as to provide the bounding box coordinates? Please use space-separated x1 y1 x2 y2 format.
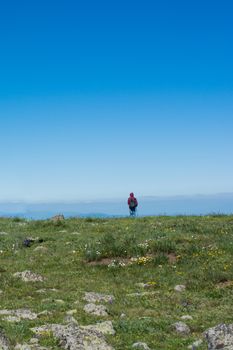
0 0 233 201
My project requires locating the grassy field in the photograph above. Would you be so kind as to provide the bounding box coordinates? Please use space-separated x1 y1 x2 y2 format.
0 215 233 349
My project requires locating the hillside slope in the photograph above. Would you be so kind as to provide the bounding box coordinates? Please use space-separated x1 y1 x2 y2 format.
0 216 233 349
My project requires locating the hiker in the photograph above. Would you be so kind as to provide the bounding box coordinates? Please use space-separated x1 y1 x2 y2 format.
128 192 138 216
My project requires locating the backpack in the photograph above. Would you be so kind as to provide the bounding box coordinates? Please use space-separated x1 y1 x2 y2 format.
129 198 136 208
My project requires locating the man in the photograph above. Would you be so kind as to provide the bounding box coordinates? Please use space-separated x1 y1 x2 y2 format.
128 192 138 216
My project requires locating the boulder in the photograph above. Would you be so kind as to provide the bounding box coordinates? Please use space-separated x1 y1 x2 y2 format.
31 323 114 349
205 323 233 349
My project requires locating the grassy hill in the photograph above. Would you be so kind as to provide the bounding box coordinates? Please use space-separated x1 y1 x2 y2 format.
0 215 233 349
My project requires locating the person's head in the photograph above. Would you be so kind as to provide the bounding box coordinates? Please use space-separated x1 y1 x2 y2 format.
130 192 134 197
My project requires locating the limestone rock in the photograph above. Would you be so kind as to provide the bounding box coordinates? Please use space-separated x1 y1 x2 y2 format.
81 321 115 335
66 309 77 315
187 339 203 349
0 329 10 350
174 285 186 292
181 315 193 320
132 342 151 350
33 246 47 253
64 315 79 325
13 270 44 282
205 323 233 349
172 321 191 335
126 292 156 298
84 292 115 304
0 309 37 322
84 303 108 317
31 323 114 349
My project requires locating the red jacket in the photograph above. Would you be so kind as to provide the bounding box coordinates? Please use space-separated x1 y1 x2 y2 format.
128 193 138 207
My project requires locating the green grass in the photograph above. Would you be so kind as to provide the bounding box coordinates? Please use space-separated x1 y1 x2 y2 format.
0 215 233 349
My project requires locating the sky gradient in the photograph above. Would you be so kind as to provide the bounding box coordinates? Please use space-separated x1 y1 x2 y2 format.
0 0 233 201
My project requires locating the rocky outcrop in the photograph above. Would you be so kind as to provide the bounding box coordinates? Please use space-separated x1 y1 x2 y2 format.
31 322 114 350
205 323 233 349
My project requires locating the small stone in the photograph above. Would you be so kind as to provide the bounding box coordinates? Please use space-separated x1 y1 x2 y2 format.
13 270 44 282
174 285 186 292
55 299 65 304
29 338 39 344
36 289 47 294
38 310 52 317
66 309 77 315
82 321 115 335
181 315 193 320
172 321 191 335
84 303 108 316
120 313 126 318
33 246 48 252
132 342 151 350
64 315 78 325
0 309 37 322
0 232 8 235
0 290 3 294
187 339 203 349
3 316 21 322
83 292 115 304
135 283 146 288
127 292 156 297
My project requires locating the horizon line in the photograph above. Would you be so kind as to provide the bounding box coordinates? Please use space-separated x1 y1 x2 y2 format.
0 191 233 204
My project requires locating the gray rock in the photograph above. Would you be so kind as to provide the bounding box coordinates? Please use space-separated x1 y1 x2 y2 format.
174 285 186 292
33 246 48 252
13 270 44 282
0 309 37 322
126 292 156 297
172 321 191 335
0 329 10 350
15 344 50 350
66 309 77 315
181 315 193 320
64 315 79 325
132 342 151 350
0 232 8 235
37 310 52 317
205 323 233 349
81 321 115 335
187 339 203 349
31 323 114 349
84 303 108 317
84 292 115 304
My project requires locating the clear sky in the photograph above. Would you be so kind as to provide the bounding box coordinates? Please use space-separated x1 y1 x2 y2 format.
0 0 233 201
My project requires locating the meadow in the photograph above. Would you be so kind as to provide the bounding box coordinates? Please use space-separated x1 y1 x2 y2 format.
0 215 233 349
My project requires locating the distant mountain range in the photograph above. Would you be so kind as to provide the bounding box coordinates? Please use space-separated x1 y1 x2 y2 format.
0 193 232 219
